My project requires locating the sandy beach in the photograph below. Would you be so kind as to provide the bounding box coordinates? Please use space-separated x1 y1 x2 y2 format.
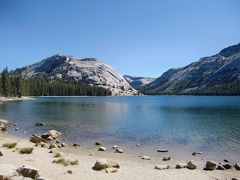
0 128 239 180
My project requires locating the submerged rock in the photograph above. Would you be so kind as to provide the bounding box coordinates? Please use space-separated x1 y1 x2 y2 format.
187 161 197 170
157 149 168 153
17 165 40 179
35 122 45 127
73 143 80 148
95 141 101 146
205 161 217 171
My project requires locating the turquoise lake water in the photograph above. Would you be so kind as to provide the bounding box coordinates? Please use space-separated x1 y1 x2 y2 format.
0 96 240 161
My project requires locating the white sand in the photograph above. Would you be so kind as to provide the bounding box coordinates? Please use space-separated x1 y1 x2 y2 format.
0 132 239 180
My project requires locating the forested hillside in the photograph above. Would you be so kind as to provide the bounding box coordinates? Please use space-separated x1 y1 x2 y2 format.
0 68 112 97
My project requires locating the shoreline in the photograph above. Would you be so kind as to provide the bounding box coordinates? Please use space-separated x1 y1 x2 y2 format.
0 96 35 103
0 119 239 179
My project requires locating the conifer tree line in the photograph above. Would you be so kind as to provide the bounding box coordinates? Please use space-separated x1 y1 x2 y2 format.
0 68 112 97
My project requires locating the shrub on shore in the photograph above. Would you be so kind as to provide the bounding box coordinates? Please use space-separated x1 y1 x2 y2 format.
2 142 17 149
18 147 34 154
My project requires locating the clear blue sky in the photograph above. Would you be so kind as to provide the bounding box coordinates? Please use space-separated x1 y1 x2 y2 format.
0 0 239 77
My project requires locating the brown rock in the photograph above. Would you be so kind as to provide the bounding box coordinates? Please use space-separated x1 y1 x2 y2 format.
17 165 40 179
30 134 46 144
205 161 217 171
187 161 197 170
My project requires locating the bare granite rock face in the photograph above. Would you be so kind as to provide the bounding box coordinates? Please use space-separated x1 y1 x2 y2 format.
143 43 240 95
14 55 138 96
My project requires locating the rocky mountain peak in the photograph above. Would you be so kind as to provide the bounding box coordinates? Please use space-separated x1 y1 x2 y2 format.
13 55 138 96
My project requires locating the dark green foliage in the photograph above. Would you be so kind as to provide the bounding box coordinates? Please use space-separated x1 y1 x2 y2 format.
0 69 112 97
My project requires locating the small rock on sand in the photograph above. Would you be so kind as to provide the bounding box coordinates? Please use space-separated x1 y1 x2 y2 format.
217 164 225 170
105 168 118 173
67 170 73 174
0 151 3 156
223 163 232 169
235 163 240 170
98 147 106 151
142 156 151 160
17 165 40 179
115 148 123 153
49 143 58 149
155 165 169 170
187 161 197 170
176 163 187 169
163 157 171 161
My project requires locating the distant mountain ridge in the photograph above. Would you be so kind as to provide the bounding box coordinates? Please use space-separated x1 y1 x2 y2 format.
142 43 240 95
13 55 138 96
123 75 156 89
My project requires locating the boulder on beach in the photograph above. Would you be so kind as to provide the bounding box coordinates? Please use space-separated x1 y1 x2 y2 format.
47 130 61 139
0 119 8 125
93 159 120 171
93 159 109 170
0 119 8 131
187 161 197 170
155 165 169 170
235 163 240 170
17 165 40 179
217 164 225 170
0 151 3 156
205 161 217 171
223 163 232 169
30 134 46 144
